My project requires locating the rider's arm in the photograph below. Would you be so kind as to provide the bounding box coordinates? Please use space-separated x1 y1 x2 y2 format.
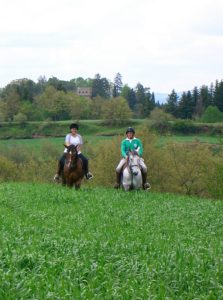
77 134 83 153
121 140 128 158
65 134 71 146
136 139 143 156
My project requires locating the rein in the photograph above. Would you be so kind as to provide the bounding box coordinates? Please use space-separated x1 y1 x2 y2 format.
65 145 78 170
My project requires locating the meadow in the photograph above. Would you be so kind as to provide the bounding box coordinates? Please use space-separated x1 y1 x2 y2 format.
0 134 221 156
0 183 222 299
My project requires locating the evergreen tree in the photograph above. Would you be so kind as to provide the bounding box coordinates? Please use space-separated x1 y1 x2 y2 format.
209 82 215 106
113 72 123 97
199 85 210 109
134 83 155 117
213 80 223 112
192 86 199 117
121 85 137 111
165 89 178 117
178 91 194 119
92 74 111 98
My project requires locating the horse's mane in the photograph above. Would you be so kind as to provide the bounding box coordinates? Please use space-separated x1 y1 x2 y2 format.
66 144 77 152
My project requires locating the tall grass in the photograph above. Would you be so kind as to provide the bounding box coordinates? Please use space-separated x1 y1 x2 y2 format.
1 129 223 198
0 183 223 299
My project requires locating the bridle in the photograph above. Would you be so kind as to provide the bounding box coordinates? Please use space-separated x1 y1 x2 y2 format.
128 152 140 175
65 145 78 169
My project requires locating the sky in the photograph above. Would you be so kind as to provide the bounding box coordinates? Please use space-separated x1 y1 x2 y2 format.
1 0 223 94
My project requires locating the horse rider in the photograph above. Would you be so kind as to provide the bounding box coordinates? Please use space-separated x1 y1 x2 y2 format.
114 127 150 190
54 123 93 182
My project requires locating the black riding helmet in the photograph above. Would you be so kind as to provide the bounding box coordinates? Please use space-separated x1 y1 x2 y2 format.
70 123 79 130
126 127 135 134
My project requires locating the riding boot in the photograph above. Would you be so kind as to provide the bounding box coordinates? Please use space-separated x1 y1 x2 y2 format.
54 154 65 181
142 172 151 190
78 153 93 180
114 171 121 189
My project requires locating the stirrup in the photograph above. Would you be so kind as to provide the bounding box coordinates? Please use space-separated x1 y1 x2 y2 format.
143 182 151 190
54 174 60 182
86 172 93 180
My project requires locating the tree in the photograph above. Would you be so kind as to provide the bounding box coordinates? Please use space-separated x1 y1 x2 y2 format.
101 97 132 125
135 83 155 117
113 72 123 97
35 86 69 120
67 93 91 120
192 86 199 117
121 85 137 111
213 80 223 112
164 89 178 117
90 96 104 119
0 89 21 121
201 106 223 123
47 77 67 92
200 85 211 109
177 91 194 119
2 78 37 102
92 74 111 98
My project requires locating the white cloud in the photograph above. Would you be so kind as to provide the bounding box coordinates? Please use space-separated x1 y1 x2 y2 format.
1 0 223 92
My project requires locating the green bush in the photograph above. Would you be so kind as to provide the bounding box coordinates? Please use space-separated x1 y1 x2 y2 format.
13 112 28 124
0 156 18 181
150 120 172 134
171 120 199 134
201 106 223 123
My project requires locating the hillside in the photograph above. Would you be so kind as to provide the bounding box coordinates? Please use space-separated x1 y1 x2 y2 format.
0 120 144 139
0 183 222 299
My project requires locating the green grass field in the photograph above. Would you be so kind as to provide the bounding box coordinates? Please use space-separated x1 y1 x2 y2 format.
0 183 222 299
1 134 222 151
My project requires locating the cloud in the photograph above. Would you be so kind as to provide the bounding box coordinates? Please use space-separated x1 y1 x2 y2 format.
1 0 223 92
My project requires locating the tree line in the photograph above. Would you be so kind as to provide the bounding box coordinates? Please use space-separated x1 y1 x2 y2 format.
0 73 223 122
0 73 155 122
164 81 223 120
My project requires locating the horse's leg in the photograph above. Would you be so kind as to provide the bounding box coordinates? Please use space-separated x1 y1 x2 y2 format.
61 175 66 186
122 169 131 191
74 179 82 190
133 172 142 190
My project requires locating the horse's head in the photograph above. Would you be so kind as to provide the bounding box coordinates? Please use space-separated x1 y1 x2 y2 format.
64 144 78 169
127 151 140 176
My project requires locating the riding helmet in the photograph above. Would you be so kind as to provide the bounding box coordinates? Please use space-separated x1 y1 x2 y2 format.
126 127 135 134
70 123 79 130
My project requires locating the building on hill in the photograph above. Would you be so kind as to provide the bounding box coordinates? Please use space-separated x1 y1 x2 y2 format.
76 87 92 98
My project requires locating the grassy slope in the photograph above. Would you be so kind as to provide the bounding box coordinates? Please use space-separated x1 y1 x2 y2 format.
0 183 222 299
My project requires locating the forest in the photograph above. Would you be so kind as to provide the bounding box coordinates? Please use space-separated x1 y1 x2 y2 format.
1 73 223 123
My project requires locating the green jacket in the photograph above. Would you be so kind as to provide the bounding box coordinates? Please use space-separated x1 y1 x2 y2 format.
121 137 143 158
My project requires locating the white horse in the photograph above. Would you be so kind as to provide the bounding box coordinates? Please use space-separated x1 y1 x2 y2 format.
121 151 143 191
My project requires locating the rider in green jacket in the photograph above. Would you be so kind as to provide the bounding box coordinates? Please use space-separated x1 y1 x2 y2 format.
114 127 150 190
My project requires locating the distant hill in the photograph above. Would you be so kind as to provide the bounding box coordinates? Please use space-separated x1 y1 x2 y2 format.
154 91 183 104
154 92 168 104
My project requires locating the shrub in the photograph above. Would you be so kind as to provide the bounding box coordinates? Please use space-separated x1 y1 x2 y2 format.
201 106 223 123
150 120 171 135
0 156 18 181
166 143 215 196
13 113 28 124
171 120 198 134
206 153 223 199
150 108 174 122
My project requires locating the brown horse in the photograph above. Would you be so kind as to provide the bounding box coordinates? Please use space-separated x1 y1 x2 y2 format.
62 144 85 189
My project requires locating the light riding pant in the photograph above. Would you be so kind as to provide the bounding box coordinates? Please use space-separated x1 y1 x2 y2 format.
116 158 147 173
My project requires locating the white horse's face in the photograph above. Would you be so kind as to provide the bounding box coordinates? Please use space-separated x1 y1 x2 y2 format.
128 153 140 176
